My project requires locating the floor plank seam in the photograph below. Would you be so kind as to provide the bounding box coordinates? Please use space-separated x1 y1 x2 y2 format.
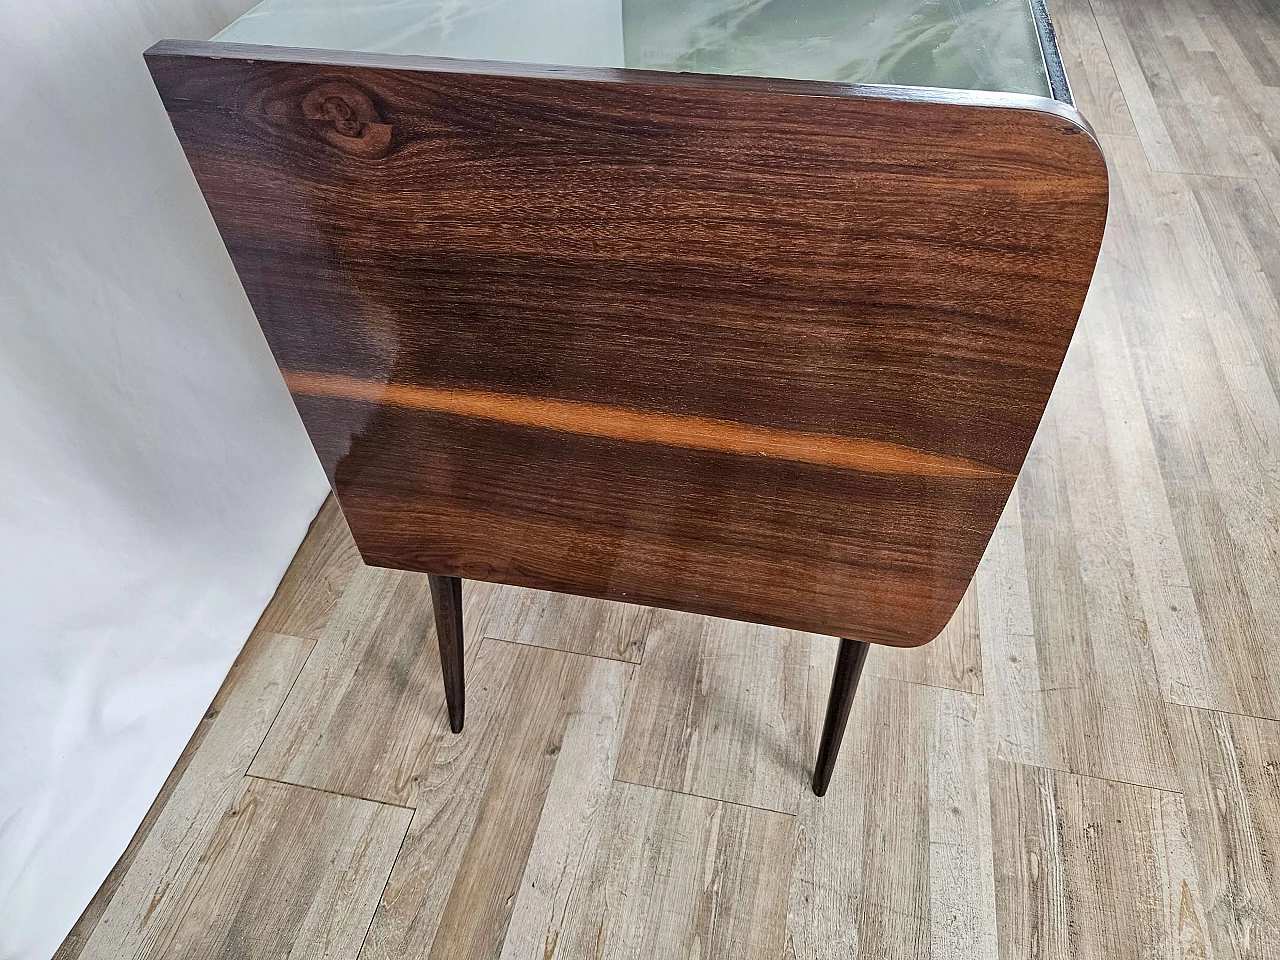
1179 169 1268 185
988 755 1187 797
1073 0 1141 134
261 629 329 646
1254 182 1280 233
353 810 413 960
1084 0 1164 167
487 634 641 665
609 774 800 818
866 670 984 698
1165 699 1280 725
243 637 319 776
243 773 417 811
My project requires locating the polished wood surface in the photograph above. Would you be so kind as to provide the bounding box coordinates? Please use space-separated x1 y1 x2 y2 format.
428 573 465 733
63 0 1280 950
811 637 871 796
147 40 1108 647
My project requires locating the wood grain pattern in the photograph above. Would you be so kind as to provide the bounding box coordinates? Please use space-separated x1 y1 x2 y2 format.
990 760 1212 959
284 370 1012 480
418 646 608 960
62 3 1280 956
1172 705 1280 960
786 673 997 960
976 332 1181 790
482 583 656 663
147 40 1108 646
504 781 795 960
1085 274 1219 711
151 777 409 960
868 578 982 694
614 610 811 815
76 632 315 960
975 489 1049 768
249 566 498 806
1046 0 1137 136
497 659 632 960
353 637 524 960
363 642 630 960
1097 132 1280 720
254 493 361 640
1092 0 1280 197
1017 325 1179 791
967 293 1177 788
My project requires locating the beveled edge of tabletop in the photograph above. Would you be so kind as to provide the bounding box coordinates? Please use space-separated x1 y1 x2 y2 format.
144 37 1099 149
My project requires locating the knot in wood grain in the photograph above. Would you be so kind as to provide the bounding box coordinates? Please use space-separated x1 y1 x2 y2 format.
301 81 391 159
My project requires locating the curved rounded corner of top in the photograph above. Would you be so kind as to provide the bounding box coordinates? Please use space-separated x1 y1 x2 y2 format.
862 600 966 650
1033 97 1111 186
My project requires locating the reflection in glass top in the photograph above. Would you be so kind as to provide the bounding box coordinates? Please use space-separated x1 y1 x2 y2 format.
214 0 1052 97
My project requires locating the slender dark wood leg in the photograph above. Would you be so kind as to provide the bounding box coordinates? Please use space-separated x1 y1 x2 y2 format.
812 637 871 797
427 574 465 733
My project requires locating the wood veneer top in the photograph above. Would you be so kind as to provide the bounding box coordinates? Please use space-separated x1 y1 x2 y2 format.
147 41 1107 645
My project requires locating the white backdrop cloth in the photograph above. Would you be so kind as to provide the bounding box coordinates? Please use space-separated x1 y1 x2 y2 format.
0 2 330 957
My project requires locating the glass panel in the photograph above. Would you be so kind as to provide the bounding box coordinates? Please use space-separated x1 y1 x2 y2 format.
214 0 1051 97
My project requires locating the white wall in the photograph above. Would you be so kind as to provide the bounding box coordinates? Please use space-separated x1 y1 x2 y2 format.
0 2 330 957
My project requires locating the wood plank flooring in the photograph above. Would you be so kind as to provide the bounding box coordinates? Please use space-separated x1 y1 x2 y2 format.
58 0 1280 956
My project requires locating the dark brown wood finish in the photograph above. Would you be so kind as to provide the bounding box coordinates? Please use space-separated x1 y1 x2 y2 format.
427 573 464 733
147 40 1108 646
813 638 872 797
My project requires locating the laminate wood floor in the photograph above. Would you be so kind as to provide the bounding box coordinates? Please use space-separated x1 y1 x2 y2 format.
58 1 1280 956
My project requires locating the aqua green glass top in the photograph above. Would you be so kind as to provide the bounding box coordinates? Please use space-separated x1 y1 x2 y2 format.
214 0 1053 97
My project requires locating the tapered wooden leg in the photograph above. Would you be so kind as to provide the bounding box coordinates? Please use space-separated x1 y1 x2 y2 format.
428 574 465 733
812 638 871 797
